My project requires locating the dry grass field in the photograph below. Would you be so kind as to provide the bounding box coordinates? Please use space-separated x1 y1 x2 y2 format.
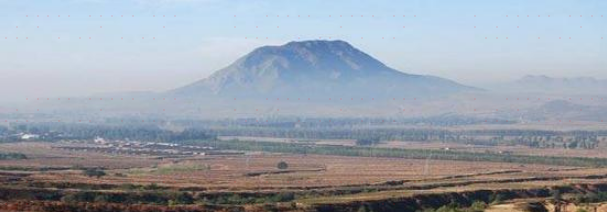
0 141 586 190
220 135 607 159
2 141 607 212
0 142 159 169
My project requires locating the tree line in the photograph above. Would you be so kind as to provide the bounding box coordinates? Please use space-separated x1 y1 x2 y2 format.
0 152 27 160
178 139 607 167
194 127 605 149
1 123 215 143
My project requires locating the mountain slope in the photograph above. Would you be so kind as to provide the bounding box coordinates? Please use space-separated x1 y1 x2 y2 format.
171 40 476 98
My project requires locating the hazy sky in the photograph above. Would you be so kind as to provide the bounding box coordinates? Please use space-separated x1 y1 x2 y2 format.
0 0 605 100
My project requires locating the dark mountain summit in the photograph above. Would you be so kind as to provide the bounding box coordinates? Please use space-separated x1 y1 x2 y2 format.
171 40 475 98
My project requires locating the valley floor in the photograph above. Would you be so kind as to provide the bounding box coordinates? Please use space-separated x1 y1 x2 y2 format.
0 141 607 212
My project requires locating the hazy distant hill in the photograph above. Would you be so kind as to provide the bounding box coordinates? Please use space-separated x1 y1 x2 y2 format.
496 75 607 95
521 100 607 121
539 100 590 113
171 40 476 99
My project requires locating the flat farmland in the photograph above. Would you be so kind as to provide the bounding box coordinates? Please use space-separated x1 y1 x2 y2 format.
219 135 607 159
110 155 566 189
378 140 607 159
0 142 157 169
0 142 592 190
3 141 607 212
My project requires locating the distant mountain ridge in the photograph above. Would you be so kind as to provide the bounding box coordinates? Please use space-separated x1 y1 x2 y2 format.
171 40 476 98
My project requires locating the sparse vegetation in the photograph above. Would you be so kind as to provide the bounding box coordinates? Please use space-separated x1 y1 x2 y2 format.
152 163 210 174
0 152 27 160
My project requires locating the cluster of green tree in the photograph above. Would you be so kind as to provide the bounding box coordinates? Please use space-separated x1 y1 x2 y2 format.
59 190 296 205
492 135 601 150
200 192 295 205
0 152 27 160
110 183 164 191
573 191 607 204
180 139 607 167
355 137 381 146
60 191 195 205
0 184 299 207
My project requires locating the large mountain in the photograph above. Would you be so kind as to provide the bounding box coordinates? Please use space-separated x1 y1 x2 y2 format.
171 40 476 98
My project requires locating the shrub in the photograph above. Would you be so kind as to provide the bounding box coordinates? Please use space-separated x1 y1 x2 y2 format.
172 192 194 204
490 193 506 204
82 168 106 178
355 137 380 146
119 183 141 190
357 205 370 212
144 183 161 190
436 204 462 212
551 189 562 201
468 201 487 212
277 161 288 170
272 192 295 202
94 194 110 203
114 173 127 177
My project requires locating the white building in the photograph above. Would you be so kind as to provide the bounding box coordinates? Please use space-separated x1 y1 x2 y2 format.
21 134 40 140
